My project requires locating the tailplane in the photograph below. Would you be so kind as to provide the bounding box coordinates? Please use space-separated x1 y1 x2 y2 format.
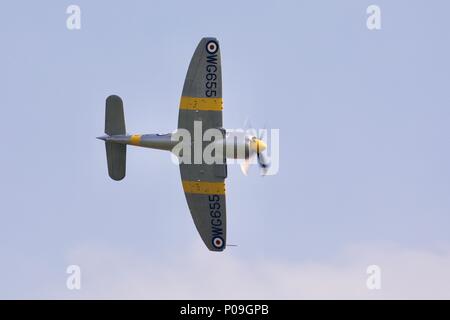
103 95 126 181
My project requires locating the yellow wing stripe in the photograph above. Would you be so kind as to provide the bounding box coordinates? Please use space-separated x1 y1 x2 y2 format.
179 96 223 111
182 180 225 195
129 134 141 145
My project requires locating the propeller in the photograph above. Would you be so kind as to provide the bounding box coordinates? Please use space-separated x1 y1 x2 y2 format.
240 119 271 176
240 157 251 176
256 124 270 176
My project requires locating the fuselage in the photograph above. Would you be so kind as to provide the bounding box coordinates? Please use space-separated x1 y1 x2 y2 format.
98 130 266 159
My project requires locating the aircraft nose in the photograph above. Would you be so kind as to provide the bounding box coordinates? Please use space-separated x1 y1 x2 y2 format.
250 139 267 153
257 140 267 152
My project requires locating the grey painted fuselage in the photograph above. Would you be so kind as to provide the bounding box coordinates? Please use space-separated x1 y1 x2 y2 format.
98 132 255 159
98 133 177 151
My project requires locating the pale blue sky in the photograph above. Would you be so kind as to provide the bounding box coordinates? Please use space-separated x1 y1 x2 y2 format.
1 1 449 298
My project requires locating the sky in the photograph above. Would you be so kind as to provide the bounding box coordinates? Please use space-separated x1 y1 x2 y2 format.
1 0 450 299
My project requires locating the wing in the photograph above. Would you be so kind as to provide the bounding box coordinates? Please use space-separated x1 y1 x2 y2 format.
178 38 227 251
178 37 222 131
181 179 227 251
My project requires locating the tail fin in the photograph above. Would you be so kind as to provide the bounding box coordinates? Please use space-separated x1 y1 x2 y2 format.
104 95 126 181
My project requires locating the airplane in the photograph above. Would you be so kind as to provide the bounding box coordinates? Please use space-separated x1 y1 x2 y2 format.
97 37 270 251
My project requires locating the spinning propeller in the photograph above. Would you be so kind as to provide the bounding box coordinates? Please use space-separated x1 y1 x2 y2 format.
240 120 271 176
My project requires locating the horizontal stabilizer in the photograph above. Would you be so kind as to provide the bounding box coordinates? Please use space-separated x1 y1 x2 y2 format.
105 95 126 136
105 141 126 181
104 95 127 180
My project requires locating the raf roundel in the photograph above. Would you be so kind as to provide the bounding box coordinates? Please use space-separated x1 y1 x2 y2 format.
206 40 218 54
212 236 224 249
